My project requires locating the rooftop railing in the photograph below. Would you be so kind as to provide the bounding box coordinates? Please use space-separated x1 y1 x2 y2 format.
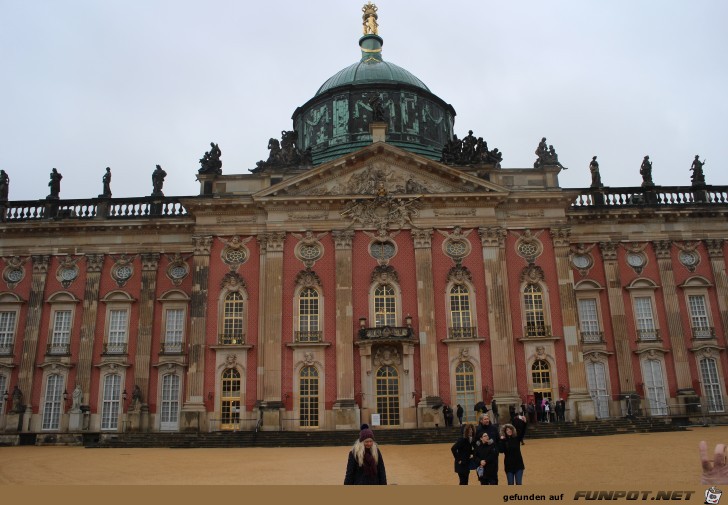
571 185 728 209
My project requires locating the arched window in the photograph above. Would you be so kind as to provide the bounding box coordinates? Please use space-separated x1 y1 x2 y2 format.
222 292 245 345
586 361 610 418
524 285 547 336
455 362 476 422
297 288 321 342
642 359 667 416
160 374 181 431
449 285 474 339
375 365 400 426
220 368 241 430
374 284 396 327
299 366 319 427
101 374 121 430
700 357 725 413
42 374 63 430
531 359 551 395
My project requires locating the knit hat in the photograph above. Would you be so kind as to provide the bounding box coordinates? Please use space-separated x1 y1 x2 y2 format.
359 427 375 442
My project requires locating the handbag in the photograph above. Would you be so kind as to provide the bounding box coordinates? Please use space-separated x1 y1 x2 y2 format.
476 466 484 478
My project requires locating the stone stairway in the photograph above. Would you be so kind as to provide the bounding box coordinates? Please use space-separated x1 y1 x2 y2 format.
87 417 685 449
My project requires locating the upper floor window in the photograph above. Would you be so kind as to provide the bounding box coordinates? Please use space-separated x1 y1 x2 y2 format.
296 287 321 342
48 310 72 355
524 284 548 337
633 296 658 340
577 298 603 343
449 284 476 339
158 289 189 354
0 310 17 355
374 284 396 327
222 292 245 345
101 291 134 355
680 277 716 339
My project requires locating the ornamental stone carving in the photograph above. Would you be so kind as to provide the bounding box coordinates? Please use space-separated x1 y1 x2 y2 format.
85 254 105 273
31 255 50 275
141 252 160 271
221 271 247 291
411 228 433 249
447 265 473 285
332 230 355 249
550 227 571 248
221 236 252 269
652 240 672 260
705 239 725 259
224 354 238 369
3 256 27 289
520 264 545 285
478 227 506 248
599 241 619 261
258 232 286 254
341 194 420 232
293 231 326 269
458 347 471 362
295 269 321 288
110 255 134 287
515 229 543 262
166 253 190 286
56 256 81 288
371 264 399 285
193 235 213 255
373 346 401 367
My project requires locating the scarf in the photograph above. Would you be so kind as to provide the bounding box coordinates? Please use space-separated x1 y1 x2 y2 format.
363 448 378 478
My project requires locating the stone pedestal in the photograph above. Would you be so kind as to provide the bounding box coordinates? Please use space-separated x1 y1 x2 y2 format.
260 406 282 432
69 411 83 431
180 405 205 432
569 393 596 422
333 401 360 430
126 411 141 432
5 413 21 433
417 396 443 428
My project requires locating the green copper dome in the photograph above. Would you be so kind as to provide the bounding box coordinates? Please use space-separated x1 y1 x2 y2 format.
316 35 430 96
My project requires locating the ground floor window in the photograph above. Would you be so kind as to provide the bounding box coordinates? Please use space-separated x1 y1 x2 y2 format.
455 361 477 422
700 357 725 413
376 365 399 426
642 359 667 416
221 368 241 430
42 374 63 430
586 360 610 418
299 366 319 427
101 374 121 430
160 374 180 430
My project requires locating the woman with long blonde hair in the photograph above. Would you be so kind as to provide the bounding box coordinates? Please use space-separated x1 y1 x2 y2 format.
344 425 387 485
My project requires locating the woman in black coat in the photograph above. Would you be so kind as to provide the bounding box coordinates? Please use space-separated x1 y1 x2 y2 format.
451 423 475 485
344 427 387 485
474 431 499 485
499 423 525 485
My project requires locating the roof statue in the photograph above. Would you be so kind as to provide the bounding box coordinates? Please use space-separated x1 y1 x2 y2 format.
362 3 379 35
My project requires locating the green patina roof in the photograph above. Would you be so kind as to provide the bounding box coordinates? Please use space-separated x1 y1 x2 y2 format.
315 34 430 96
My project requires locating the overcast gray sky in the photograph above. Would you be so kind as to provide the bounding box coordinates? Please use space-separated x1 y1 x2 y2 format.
1 1 726 201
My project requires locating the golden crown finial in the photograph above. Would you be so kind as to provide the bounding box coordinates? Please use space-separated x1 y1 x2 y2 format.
362 2 379 35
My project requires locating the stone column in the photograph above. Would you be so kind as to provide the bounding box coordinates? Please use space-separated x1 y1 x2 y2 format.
706 240 728 345
130 253 159 432
412 229 441 421
653 241 693 399
181 236 211 432
257 232 285 430
331 230 359 429
551 227 594 421
600 241 637 398
15 255 50 432
478 227 520 405
75 254 104 410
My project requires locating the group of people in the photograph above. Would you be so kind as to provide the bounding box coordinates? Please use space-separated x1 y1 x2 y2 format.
451 413 527 486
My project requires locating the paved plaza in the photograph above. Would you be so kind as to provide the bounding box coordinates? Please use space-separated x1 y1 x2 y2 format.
0 425 724 486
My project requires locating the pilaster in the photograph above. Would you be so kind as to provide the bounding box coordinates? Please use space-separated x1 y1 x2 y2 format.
75 254 104 408
706 240 728 348
133 252 160 421
332 230 357 425
258 232 285 404
412 228 439 404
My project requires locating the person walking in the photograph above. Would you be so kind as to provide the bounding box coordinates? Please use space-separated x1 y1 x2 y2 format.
527 401 536 424
451 423 476 485
456 404 464 426
344 425 387 485
499 423 525 485
442 404 453 427
475 431 499 485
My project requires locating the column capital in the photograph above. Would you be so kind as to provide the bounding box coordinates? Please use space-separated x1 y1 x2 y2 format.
412 228 433 249
652 240 672 260
193 235 213 255
141 252 160 271
31 255 50 274
705 239 725 258
332 230 355 249
599 241 619 261
478 226 506 248
258 232 286 254
85 254 105 273
550 226 571 248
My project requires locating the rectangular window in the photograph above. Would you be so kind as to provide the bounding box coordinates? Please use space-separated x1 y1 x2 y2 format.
162 308 185 353
700 358 725 413
101 375 121 430
689 295 712 338
108 309 128 345
51 310 72 345
634 297 657 340
0 311 16 353
42 375 63 430
578 298 602 342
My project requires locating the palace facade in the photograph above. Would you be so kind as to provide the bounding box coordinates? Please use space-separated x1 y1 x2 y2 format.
1 5 727 441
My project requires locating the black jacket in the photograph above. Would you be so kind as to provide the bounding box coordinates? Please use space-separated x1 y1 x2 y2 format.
344 448 387 485
474 440 499 481
451 436 475 473
499 436 525 473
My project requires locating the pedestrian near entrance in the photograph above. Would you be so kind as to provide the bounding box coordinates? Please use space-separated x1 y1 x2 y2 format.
344 425 387 485
451 423 476 485
499 423 525 485
443 404 454 427
456 404 464 426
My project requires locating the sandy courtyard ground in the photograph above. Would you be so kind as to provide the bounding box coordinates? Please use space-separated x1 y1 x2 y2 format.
0 425 724 488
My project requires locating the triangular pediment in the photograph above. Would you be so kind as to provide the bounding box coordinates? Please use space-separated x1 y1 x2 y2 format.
253 143 508 199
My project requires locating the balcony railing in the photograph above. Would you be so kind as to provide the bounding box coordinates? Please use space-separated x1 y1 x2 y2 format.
580 331 604 344
46 342 71 355
448 327 478 339
0 195 189 222
570 185 728 209
358 326 413 340
0 343 13 355
294 331 322 343
102 342 128 355
218 334 246 345
161 341 184 354
524 324 551 338
692 326 715 339
637 328 660 341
